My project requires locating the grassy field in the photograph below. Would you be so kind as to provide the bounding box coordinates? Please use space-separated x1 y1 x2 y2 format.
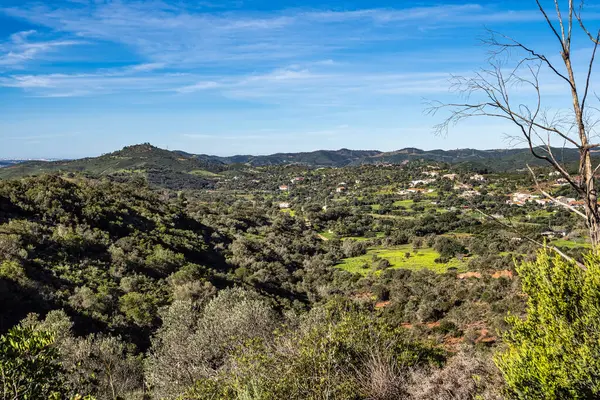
393 199 414 208
551 238 592 249
189 169 222 178
337 244 470 275
319 231 336 240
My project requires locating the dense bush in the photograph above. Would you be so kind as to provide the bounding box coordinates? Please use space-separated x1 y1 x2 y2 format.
183 299 445 400
0 326 67 399
497 251 600 399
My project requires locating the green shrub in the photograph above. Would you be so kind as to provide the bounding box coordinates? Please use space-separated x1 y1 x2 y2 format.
0 326 66 399
496 250 600 399
184 300 445 400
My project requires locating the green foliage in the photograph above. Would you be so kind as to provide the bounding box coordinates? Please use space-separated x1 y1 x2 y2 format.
184 299 445 400
145 288 280 399
497 250 600 399
22 310 143 400
0 326 66 399
0 175 219 346
119 292 157 326
0 156 567 399
433 236 467 259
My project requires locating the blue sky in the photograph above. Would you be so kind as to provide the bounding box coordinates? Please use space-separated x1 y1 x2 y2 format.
0 0 597 158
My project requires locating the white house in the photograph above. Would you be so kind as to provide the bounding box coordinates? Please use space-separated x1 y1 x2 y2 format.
410 179 436 187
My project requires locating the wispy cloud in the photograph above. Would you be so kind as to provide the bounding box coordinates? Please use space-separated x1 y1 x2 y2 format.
0 63 464 102
0 29 84 68
1 2 541 69
0 1 582 111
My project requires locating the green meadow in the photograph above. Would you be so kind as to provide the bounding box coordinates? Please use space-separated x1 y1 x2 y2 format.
337 244 470 275
551 238 592 249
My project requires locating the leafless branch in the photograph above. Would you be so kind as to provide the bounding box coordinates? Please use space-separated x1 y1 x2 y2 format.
472 206 587 270
526 164 587 219
428 1 600 250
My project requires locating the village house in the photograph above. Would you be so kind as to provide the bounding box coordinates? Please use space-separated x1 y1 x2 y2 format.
279 202 291 209
410 179 436 187
554 178 569 186
336 186 347 193
470 174 485 181
460 190 481 198
535 199 553 206
279 185 289 191
507 192 541 206
291 177 305 183
398 188 434 195
453 183 472 191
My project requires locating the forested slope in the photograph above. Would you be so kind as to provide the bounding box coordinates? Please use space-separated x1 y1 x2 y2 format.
0 175 227 348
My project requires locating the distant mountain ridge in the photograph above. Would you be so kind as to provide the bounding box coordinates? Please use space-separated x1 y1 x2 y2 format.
0 143 589 182
183 146 584 170
180 148 382 167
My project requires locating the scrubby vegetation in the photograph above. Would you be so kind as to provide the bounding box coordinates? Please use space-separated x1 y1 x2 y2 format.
0 146 595 398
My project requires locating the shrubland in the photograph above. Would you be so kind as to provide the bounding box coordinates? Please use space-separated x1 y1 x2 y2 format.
0 159 593 398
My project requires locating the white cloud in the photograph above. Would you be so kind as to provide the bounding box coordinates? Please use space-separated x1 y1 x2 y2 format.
0 29 84 68
0 2 543 69
0 0 589 109
174 81 220 93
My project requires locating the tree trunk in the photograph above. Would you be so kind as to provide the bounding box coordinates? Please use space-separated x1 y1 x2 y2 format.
583 150 600 250
564 53 600 250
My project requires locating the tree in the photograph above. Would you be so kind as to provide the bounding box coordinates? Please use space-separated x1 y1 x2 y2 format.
0 326 66 400
21 310 143 400
429 0 600 251
145 288 279 399
496 250 600 398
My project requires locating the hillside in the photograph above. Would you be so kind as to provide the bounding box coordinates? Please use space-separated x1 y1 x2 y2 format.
0 175 228 347
362 147 587 170
0 144 225 189
0 144 589 184
180 146 585 170
187 148 383 166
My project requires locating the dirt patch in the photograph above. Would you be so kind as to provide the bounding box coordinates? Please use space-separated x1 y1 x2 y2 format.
475 328 497 345
443 335 465 350
457 271 482 279
375 300 391 309
492 270 513 279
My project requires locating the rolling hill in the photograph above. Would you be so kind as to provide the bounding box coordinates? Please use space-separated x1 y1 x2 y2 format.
181 147 586 170
0 144 590 184
0 144 225 189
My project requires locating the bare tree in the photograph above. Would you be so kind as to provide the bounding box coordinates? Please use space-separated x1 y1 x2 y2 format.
428 0 600 250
